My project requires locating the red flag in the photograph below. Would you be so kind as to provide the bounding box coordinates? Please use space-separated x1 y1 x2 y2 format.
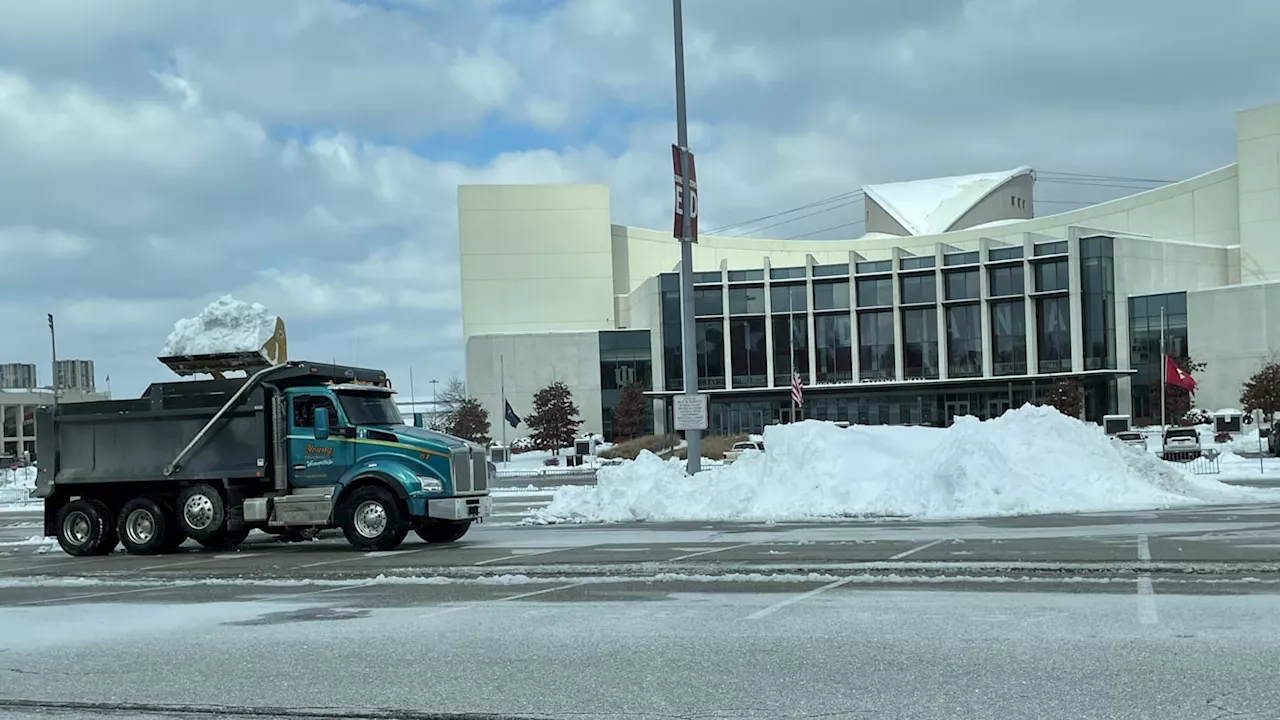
1164 355 1196 394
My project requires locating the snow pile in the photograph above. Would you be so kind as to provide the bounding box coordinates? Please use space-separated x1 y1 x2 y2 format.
161 295 277 356
0 466 36 490
1227 429 1268 455
533 405 1276 524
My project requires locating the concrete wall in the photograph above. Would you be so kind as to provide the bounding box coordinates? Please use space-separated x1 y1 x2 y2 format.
458 184 615 339
1236 104 1280 283
949 173 1035 232
465 331 604 442
1187 281 1280 411
864 199 911 237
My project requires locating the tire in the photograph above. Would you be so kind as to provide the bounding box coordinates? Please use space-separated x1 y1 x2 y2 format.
176 483 227 542
55 498 118 557
339 485 408 551
159 522 189 553
415 520 472 544
116 497 176 556
196 527 250 551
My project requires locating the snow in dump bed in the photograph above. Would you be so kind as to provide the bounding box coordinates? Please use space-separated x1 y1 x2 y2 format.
161 295 276 356
532 405 1280 524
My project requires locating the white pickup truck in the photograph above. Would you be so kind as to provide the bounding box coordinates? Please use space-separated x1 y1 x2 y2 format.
724 440 764 464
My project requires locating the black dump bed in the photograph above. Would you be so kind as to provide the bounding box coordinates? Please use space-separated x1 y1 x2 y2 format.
34 378 270 495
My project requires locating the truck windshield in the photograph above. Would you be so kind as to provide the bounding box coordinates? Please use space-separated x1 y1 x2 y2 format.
337 392 403 426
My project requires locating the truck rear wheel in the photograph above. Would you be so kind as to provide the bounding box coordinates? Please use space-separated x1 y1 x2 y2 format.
415 520 471 544
117 497 178 556
176 483 227 542
196 527 250 551
55 498 118 556
339 485 408 551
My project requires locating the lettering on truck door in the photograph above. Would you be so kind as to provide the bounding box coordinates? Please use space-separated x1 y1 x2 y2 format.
288 394 352 487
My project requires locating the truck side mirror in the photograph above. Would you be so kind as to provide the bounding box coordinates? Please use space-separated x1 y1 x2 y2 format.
314 407 330 440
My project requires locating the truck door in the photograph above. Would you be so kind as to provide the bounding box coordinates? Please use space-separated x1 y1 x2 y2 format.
287 392 354 488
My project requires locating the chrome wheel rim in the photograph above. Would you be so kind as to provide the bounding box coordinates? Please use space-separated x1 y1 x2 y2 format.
353 500 387 539
183 493 215 531
125 508 156 545
62 511 91 546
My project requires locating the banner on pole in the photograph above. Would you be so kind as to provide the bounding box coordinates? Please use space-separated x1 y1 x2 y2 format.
672 144 699 242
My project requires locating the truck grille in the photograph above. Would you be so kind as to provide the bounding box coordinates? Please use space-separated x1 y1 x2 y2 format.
471 449 489 493
450 448 472 494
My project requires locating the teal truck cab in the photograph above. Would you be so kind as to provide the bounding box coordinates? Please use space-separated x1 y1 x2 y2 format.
37 355 493 556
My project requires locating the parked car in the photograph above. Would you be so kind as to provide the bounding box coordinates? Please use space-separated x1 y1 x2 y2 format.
1114 431 1147 451
724 440 764 464
1162 427 1202 461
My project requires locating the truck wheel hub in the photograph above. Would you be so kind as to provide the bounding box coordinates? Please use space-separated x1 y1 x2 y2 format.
353 500 387 538
183 494 216 530
62 511 91 545
125 509 156 544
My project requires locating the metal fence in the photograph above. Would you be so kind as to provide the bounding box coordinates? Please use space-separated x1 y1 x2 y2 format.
0 488 38 506
1158 450 1222 475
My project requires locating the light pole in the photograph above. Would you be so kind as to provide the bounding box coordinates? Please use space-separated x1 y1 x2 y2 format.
673 0 701 473
429 378 439 429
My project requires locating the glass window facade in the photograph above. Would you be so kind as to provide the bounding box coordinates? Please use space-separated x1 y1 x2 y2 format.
899 274 936 304
858 311 895 381
693 287 723 316
900 256 936 270
813 263 849 277
694 319 725 390
1034 259 1069 292
812 280 850 311
902 307 939 379
660 274 683 391
728 286 766 315
944 269 979 301
1034 241 1068 256
814 313 853 383
988 265 1024 297
1129 292 1188 423
728 269 764 282
770 266 806 280
856 260 892 274
946 304 982 378
729 317 768 388
770 283 806 313
990 300 1027 375
856 277 893 307
1080 236 1116 371
693 271 721 284
988 246 1023 261
772 315 808 385
944 251 979 266
1036 295 1072 372
598 330 653 440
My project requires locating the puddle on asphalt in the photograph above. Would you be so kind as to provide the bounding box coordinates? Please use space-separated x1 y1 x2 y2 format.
223 606 372 626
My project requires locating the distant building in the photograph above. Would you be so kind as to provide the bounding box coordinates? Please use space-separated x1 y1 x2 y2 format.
0 363 37 390
1 386 110 462
54 359 95 392
458 101 1280 435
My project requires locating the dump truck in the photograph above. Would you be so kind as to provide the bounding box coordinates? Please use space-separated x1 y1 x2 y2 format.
35 349 492 557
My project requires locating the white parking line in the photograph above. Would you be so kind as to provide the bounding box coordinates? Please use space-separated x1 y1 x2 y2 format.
137 552 268 572
473 546 586 566
296 548 424 569
3 583 195 607
665 542 758 562
889 539 946 560
420 582 586 620
746 577 853 620
1136 534 1158 625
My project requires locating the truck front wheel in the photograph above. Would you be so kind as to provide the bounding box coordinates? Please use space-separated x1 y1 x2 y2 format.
55 498 118 556
117 497 178 556
339 485 408 551
415 520 471 544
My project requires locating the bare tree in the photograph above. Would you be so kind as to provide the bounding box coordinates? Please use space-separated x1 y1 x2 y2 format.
433 376 469 431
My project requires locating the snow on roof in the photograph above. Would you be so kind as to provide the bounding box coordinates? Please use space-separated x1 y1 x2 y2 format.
863 166 1034 236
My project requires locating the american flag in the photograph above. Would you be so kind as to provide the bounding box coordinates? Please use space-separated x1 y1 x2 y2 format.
790 372 804 407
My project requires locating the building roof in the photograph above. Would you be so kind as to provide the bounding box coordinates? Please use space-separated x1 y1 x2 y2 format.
863 166 1034 236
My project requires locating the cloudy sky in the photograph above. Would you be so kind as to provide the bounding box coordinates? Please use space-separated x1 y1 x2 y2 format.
2 0 1277 399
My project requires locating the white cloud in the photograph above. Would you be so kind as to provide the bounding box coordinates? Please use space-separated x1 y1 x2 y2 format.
1 0 1277 398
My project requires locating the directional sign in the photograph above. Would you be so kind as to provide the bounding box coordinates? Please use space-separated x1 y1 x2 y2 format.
672 144 699 243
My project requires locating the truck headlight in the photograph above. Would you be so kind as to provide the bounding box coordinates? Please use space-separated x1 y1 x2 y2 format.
417 476 444 493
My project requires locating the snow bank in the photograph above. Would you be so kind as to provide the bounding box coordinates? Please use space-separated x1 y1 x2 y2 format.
533 405 1276 524
1227 429 1268 455
0 466 36 490
161 295 277 356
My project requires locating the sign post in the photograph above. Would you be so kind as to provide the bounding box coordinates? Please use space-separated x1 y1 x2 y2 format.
671 0 701 474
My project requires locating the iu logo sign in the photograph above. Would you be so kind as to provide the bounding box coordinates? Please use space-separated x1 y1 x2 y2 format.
672 144 699 243
615 365 637 387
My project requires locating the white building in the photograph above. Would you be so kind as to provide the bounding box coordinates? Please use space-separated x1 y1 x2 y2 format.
458 102 1280 439
1 387 109 462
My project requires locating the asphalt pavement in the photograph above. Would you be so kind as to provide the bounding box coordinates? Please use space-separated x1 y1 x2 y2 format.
3 495 1280 719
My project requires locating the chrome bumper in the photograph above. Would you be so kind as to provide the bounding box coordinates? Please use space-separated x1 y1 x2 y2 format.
428 495 493 521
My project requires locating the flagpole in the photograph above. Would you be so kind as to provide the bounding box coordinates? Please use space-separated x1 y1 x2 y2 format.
1160 305 1167 430
789 291 796 423
500 354 507 464
409 366 416 427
